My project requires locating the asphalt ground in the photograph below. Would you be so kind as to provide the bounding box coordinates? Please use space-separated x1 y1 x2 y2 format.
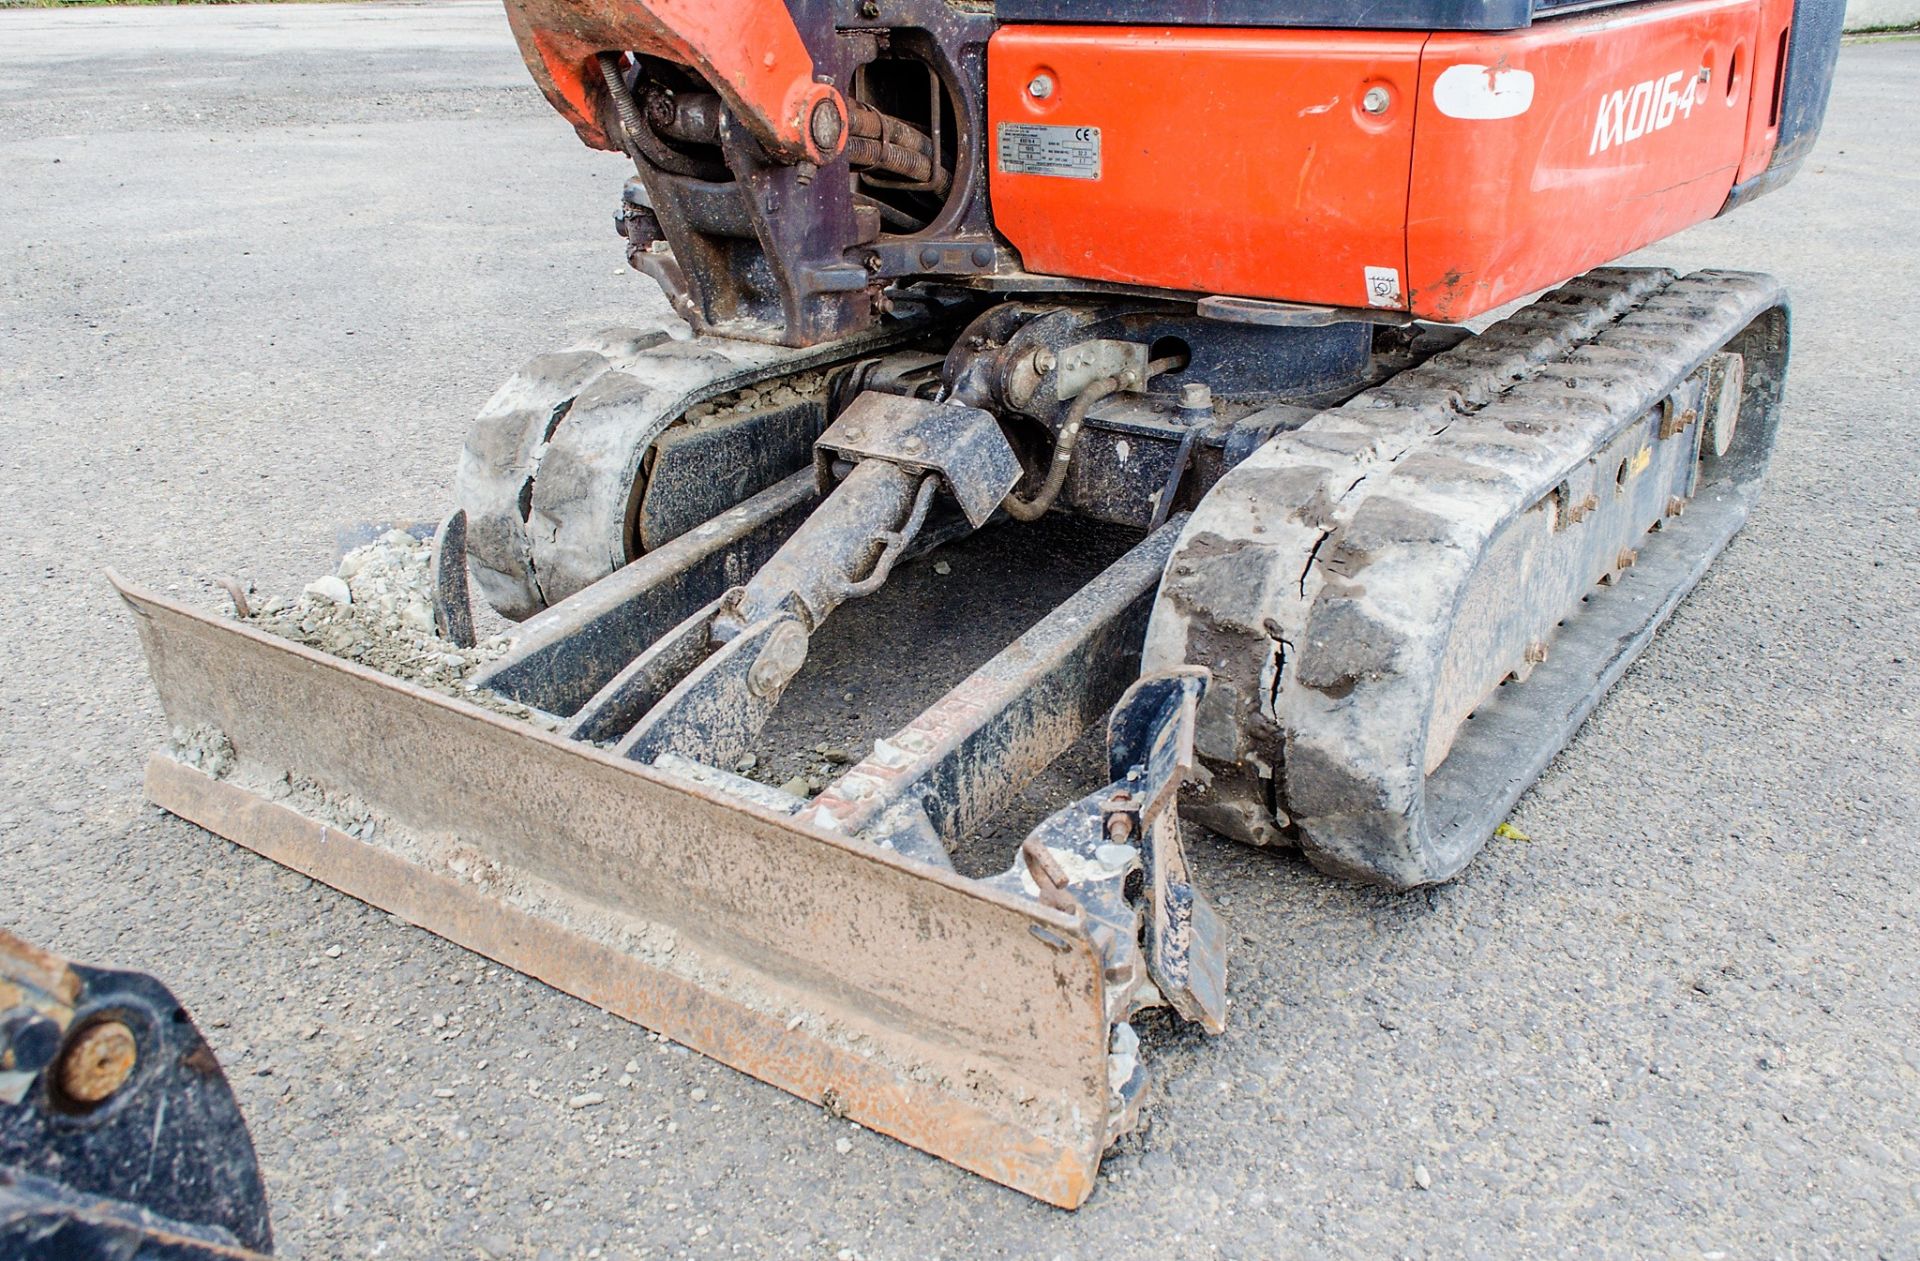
2 6 1917 1257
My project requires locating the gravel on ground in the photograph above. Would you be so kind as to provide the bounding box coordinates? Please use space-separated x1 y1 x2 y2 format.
2 6 1916 1257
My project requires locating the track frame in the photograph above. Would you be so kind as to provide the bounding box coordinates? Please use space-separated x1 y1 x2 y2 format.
1146 267 1791 886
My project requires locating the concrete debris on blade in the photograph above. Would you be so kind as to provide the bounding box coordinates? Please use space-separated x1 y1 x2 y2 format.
243 529 541 725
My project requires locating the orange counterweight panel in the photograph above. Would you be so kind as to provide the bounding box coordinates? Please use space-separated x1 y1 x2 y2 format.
1734 0 1798 182
987 27 1427 312
989 0 1775 324
1407 0 1765 321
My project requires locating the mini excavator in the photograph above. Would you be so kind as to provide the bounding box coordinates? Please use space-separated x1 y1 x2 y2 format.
117 0 1843 1206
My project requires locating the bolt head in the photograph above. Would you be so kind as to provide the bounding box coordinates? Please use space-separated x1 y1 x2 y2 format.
1362 86 1391 115
1027 74 1055 100
808 98 844 152
56 1020 137 1106
1178 381 1212 410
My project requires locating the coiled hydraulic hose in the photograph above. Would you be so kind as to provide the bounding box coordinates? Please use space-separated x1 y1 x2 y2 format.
1000 355 1187 522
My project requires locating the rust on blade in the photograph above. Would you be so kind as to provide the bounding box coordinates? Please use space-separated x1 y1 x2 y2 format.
111 573 1115 1208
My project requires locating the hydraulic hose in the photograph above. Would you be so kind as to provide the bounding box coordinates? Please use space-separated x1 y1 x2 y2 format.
1001 377 1118 523
1000 354 1188 523
855 192 927 233
840 473 940 600
597 53 647 153
597 53 728 182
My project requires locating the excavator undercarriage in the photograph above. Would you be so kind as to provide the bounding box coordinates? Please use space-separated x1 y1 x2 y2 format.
114 0 1838 1209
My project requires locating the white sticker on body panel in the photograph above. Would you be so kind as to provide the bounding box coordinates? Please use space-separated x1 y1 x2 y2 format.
1432 63 1537 120
1364 267 1404 309
997 123 1101 180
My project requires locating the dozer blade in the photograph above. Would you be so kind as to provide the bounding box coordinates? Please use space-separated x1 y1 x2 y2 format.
111 579 1125 1208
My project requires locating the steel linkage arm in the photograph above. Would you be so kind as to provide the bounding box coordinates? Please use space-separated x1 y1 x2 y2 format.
598 393 1018 772
988 669 1227 1139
